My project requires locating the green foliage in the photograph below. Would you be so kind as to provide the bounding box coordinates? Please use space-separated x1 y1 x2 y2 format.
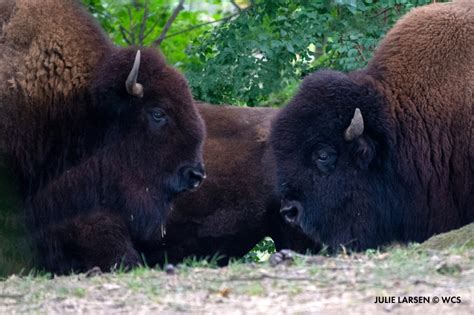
84 0 441 106
242 237 276 263
186 0 436 105
82 0 224 67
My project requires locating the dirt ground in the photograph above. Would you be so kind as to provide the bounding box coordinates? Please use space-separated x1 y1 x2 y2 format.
0 243 472 314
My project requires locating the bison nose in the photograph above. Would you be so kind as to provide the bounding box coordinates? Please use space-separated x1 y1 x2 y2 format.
280 200 302 226
181 165 206 192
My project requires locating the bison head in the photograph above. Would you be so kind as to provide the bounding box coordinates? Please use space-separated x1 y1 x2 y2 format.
270 70 401 251
88 48 206 240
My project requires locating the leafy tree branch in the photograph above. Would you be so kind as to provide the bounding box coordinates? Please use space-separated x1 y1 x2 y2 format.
153 0 186 47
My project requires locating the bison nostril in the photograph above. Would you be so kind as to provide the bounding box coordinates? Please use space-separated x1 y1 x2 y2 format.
281 206 298 224
184 168 205 189
175 165 206 193
280 201 302 225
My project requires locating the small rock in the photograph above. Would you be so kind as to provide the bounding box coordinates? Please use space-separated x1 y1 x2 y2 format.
429 255 441 264
269 249 294 267
164 264 176 275
102 283 121 291
269 254 283 266
84 266 102 278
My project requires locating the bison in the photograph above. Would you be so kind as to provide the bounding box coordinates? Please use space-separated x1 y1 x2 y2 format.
0 102 316 273
0 0 205 273
270 0 473 251
137 103 317 266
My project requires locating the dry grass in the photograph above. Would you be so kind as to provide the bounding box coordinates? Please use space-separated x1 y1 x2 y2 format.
0 243 472 314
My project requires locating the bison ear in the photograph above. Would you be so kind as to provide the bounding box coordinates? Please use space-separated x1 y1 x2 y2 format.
352 136 376 170
345 108 375 169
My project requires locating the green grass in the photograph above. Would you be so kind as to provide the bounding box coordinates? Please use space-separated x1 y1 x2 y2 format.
419 224 474 250
178 252 225 269
0 236 472 313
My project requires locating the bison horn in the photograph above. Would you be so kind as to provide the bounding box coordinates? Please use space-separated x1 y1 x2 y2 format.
125 50 144 98
344 108 364 141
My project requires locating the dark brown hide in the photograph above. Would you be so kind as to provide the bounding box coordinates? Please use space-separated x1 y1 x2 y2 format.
0 0 205 273
139 103 317 265
270 1 473 250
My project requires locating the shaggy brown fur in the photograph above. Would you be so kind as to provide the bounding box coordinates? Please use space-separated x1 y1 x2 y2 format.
0 0 205 273
366 0 473 237
0 0 108 102
138 103 317 265
0 0 15 33
270 0 473 250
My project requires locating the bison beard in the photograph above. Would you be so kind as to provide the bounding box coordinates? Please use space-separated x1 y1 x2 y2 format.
270 0 473 251
0 0 205 273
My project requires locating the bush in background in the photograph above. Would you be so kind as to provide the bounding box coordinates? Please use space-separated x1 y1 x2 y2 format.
84 0 438 107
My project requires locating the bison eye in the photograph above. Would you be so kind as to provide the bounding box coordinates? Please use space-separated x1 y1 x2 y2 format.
147 108 167 130
152 110 165 122
148 108 167 124
318 151 329 161
312 147 337 174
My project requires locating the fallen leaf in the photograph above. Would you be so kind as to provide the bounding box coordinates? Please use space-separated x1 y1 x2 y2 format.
218 287 231 298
